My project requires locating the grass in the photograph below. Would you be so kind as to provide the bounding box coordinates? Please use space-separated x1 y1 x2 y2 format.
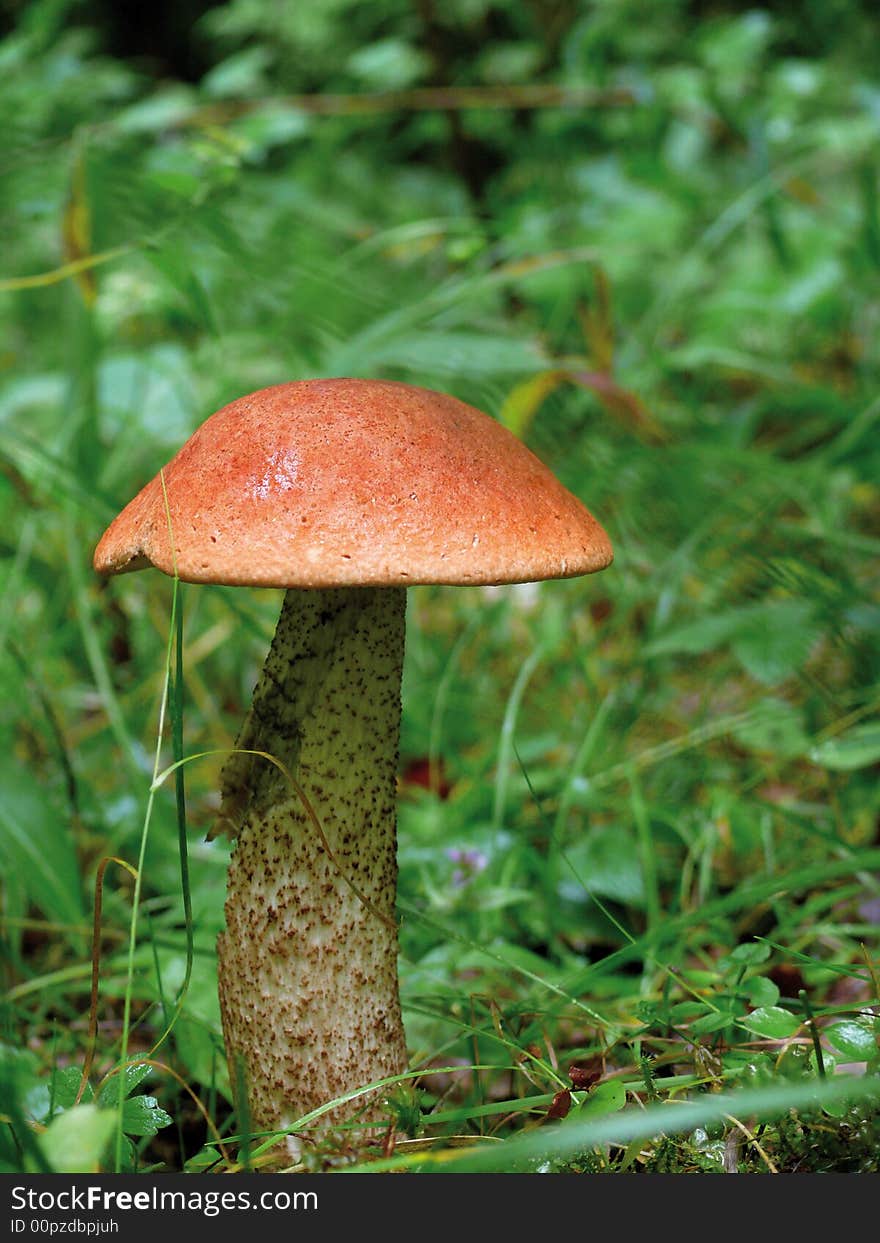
1 0 879 1175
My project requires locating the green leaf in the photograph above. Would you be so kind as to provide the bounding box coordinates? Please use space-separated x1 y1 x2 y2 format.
95 1068 170 1139
731 601 821 685
0 1045 39 1110
465 885 533 911
0 373 66 428
809 723 880 771
690 1010 737 1035
201 47 272 98
578 1079 626 1119
0 757 83 926
114 86 197 134
739 1006 801 1039
348 39 428 90
39 1105 116 1174
231 106 310 160
97 1063 153 1108
120 1095 173 1138
824 1021 878 1061
745 977 780 1008
27 1066 91 1123
562 826 645 906
499 370 566 437
732 700 810 758
647 606 756 657
98 346 195 449
171 1018 230 1102
728 941 772 965
669 1001 711 1023
647 600 821 685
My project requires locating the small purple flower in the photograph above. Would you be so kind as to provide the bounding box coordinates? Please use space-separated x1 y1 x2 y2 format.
446 846 489 888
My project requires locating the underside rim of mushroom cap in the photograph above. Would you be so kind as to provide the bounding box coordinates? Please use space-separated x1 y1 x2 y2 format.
94 378 613 589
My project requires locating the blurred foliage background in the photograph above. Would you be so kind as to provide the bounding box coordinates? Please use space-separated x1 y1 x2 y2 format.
1 0 878 1173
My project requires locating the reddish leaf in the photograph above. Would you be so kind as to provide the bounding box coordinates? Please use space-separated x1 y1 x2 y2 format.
568 369 664 441
401 756 452 799
546 1089 571 1120
569 1064 602 1090
578 264 615 374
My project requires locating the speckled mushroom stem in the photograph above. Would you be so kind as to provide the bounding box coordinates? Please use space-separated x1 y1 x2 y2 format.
215 585 408 1155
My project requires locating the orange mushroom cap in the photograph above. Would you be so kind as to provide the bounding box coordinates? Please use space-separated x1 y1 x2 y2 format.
94 378 612 589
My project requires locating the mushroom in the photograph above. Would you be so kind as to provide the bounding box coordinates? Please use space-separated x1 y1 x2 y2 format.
93 378 612 1156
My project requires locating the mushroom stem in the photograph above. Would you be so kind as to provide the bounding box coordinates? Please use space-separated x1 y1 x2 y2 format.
215 585 408 1154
